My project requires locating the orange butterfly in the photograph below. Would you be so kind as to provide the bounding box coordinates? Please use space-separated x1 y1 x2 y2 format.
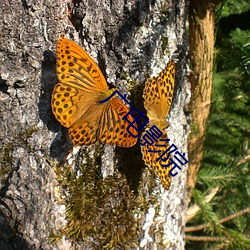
52 38 137 147
141 61 175 189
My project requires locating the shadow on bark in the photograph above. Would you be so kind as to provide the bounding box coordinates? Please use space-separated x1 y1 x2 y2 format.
116 143 145 191
0 210 32 250
116 80 147 191
39 50 73 161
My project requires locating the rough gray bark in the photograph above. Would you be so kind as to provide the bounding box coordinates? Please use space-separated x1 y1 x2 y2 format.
0 0 189 249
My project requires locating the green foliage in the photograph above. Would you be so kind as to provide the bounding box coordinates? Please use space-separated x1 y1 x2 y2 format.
192 189 225 233
218 0 250 17
187 1 250 249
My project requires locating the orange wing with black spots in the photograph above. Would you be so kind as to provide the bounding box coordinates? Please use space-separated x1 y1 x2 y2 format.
51 38 137 147
143 60 175 128
141 133 172 189
141 61 175 189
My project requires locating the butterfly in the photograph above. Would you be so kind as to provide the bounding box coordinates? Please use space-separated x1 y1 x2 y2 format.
51 38 138 147
140 60 175 189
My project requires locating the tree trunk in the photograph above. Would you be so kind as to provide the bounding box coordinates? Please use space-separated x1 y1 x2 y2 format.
187 0 220 204
0 1 189 249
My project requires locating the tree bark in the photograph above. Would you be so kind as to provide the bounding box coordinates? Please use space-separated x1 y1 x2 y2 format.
187 0 220 204
0 0 189 249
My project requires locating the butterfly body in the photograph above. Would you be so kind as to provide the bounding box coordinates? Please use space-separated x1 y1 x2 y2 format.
147 118 169 130
52 38 137 147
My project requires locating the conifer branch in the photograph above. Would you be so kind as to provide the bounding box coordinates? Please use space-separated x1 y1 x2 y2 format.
185 206 250 232
236 151 250 168
185 235 227 242
186 187 219 222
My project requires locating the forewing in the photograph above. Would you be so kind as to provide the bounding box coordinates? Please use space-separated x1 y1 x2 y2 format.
56 38 108 91
52 37 108 129
143 60 175 121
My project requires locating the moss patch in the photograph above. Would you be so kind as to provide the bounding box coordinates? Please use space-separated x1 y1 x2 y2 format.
51 149 156 249
0 126 38 180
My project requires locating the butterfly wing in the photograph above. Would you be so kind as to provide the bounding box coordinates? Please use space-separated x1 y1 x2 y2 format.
56 38 108 91
67 97 138 147
52 38 108 128
141 132 171 190
98 98 138 147
143 60 175 123
52 83 101 128
67 98 105 145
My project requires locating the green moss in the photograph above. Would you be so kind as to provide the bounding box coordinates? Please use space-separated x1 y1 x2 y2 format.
0 144 13 178
0 126 38 178
119 72 139 92
50 147 157 248
159 1 170 17
189 120 201 139
161 35 169 57
25 126 38 138
119 71 128 81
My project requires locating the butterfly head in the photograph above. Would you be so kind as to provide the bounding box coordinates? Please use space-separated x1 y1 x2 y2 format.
149 118 169 131
99 88 118 102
